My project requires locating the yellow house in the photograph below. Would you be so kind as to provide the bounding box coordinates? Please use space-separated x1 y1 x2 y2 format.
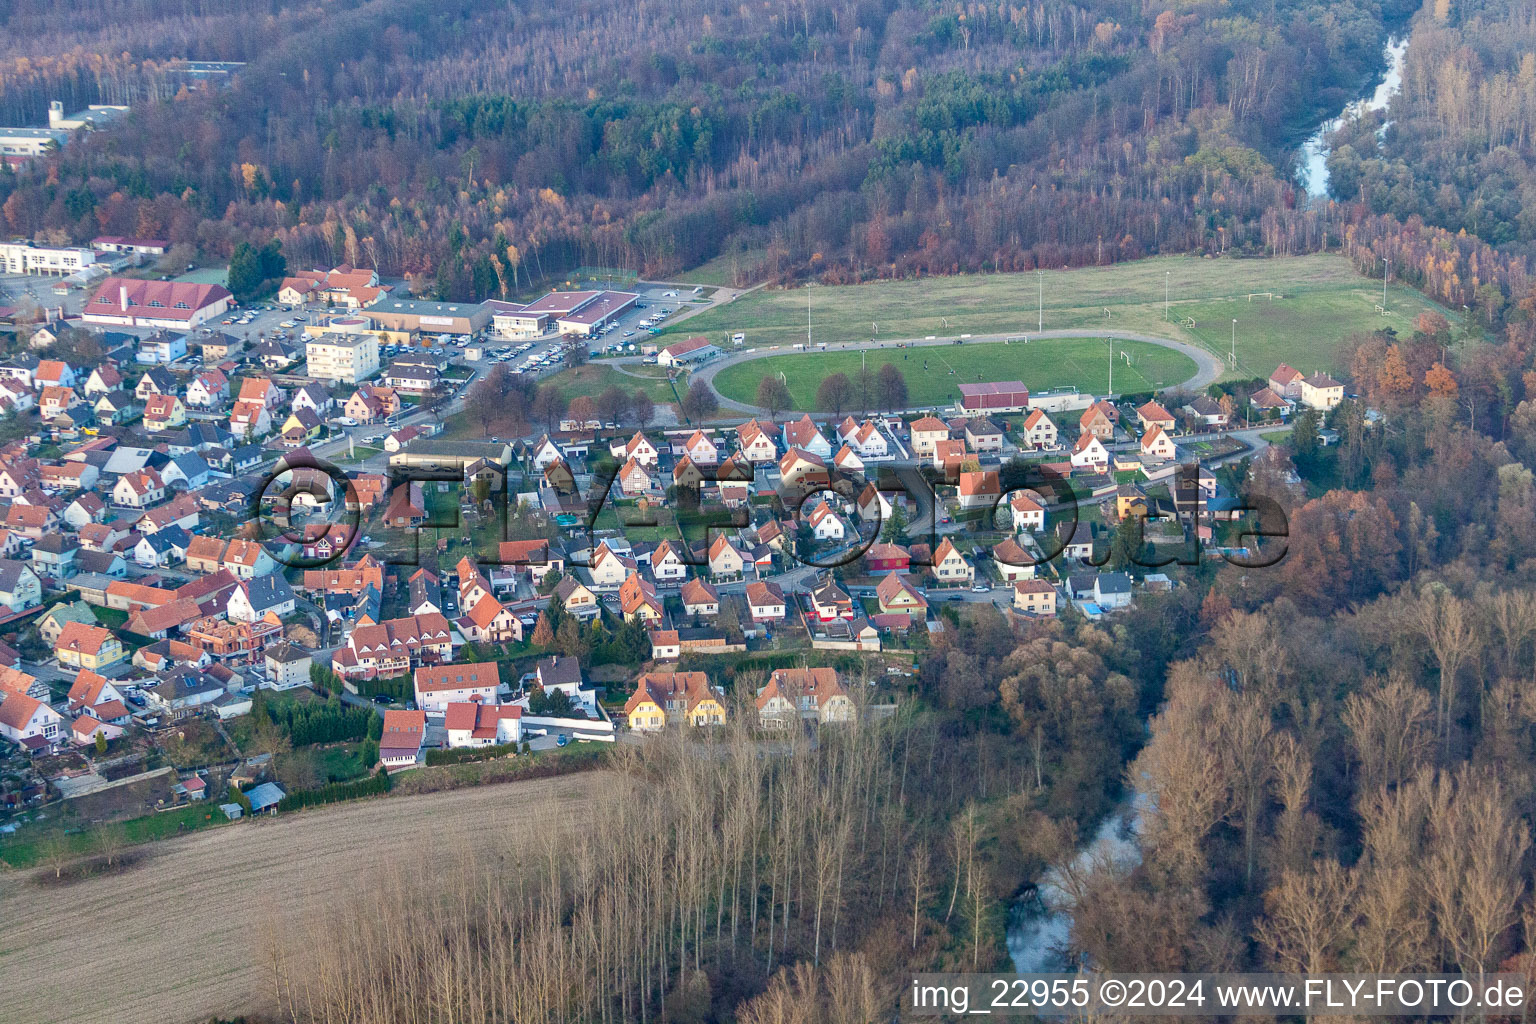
624 671 726 730
55 621 126 671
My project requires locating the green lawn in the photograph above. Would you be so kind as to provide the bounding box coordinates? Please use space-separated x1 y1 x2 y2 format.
712 337 1196 410
544 363 679 406
671 254 1457 378
0 804 230 869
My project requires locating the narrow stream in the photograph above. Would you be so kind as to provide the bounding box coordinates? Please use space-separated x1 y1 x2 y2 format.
1300 37 1409 197
1006 794 1147 973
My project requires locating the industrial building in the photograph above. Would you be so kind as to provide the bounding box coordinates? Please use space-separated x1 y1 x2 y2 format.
0 241 97 276
657 336 720 366
389 439 514 475
958 381 1031 413
364 299 489 337
0 127 69 166
82 277 233 329
487 289 638 338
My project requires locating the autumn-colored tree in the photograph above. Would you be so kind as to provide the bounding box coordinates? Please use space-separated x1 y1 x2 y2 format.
1424 361 1458 397
530 611 555 648
1376 344 1413 398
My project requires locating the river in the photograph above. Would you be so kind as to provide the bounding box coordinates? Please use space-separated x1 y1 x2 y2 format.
1006 793 1148 973
1300 36 1410 198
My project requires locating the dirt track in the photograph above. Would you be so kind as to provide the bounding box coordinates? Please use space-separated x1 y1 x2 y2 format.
0 774 603 1024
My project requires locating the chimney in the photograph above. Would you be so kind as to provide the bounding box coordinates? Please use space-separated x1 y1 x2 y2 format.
119 285 128 311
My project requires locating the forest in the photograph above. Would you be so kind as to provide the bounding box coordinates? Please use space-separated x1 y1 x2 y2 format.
1 0 1474 304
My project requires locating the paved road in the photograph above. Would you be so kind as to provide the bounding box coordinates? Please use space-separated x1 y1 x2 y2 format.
667 327 1226 419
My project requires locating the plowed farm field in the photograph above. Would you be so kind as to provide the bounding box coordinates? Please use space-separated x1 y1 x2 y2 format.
0 773 603 1024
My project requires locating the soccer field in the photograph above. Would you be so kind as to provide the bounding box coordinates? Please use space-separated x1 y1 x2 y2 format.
674 253 1455 379
710 337 1197 411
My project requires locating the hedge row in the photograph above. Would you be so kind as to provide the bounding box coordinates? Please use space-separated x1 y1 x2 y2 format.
275 767 392 811
425 742 520 765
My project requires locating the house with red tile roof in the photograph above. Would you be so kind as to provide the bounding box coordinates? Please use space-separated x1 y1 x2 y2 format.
414 662 501 714
379 709 427 770
444 701 522 748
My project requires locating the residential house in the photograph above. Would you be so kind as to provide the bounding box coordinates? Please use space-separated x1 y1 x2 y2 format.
1141 425 1177 460
875 572 927 621
755 667 853 728
831 445 864 474
1182 395 1228 429
736 419 779 463
1013 579 1058 616
1070 433 1110 472
227 575 296 623
1300 371 1344 411
444 701 523 748
680 577 720 617
0 559 40 613
931 537 974 585
1268 364 1304 400
1136 400 1176 431
290 382 332 418
134 367 176 401
617 456 659 498
263 642 312 690
222 538 277 579
809 579 855 621
908 416 950 457
745 580 786 622
496 539 563 584
333 612 455 680
782 415 831 458
807 499 845 541
1249 386 1293 416
41 601 97 644
414 662 501 715
649 540 688 584
39 385 80 421
864 542 911 574
457 592 522 643
1010 491 1045 532
0 693 64 751
847 420 889 459
379 709 427 770
991 537 1038 582
83 365 122 397
553 575 600 620
385 481 426 527
142 394 187 433
708 535 746 581
1057 522 1094 562
625 671 725 730
616 431 660 467
1094 571 1133 610
964 418 1004 453
956 470 1001 511
34 359 77 391
1079 400 1117 440
777 448 829 490
55 621 125 670
185 369 229 408
618 572 664 623
680 429 718 465
30 534 78 579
